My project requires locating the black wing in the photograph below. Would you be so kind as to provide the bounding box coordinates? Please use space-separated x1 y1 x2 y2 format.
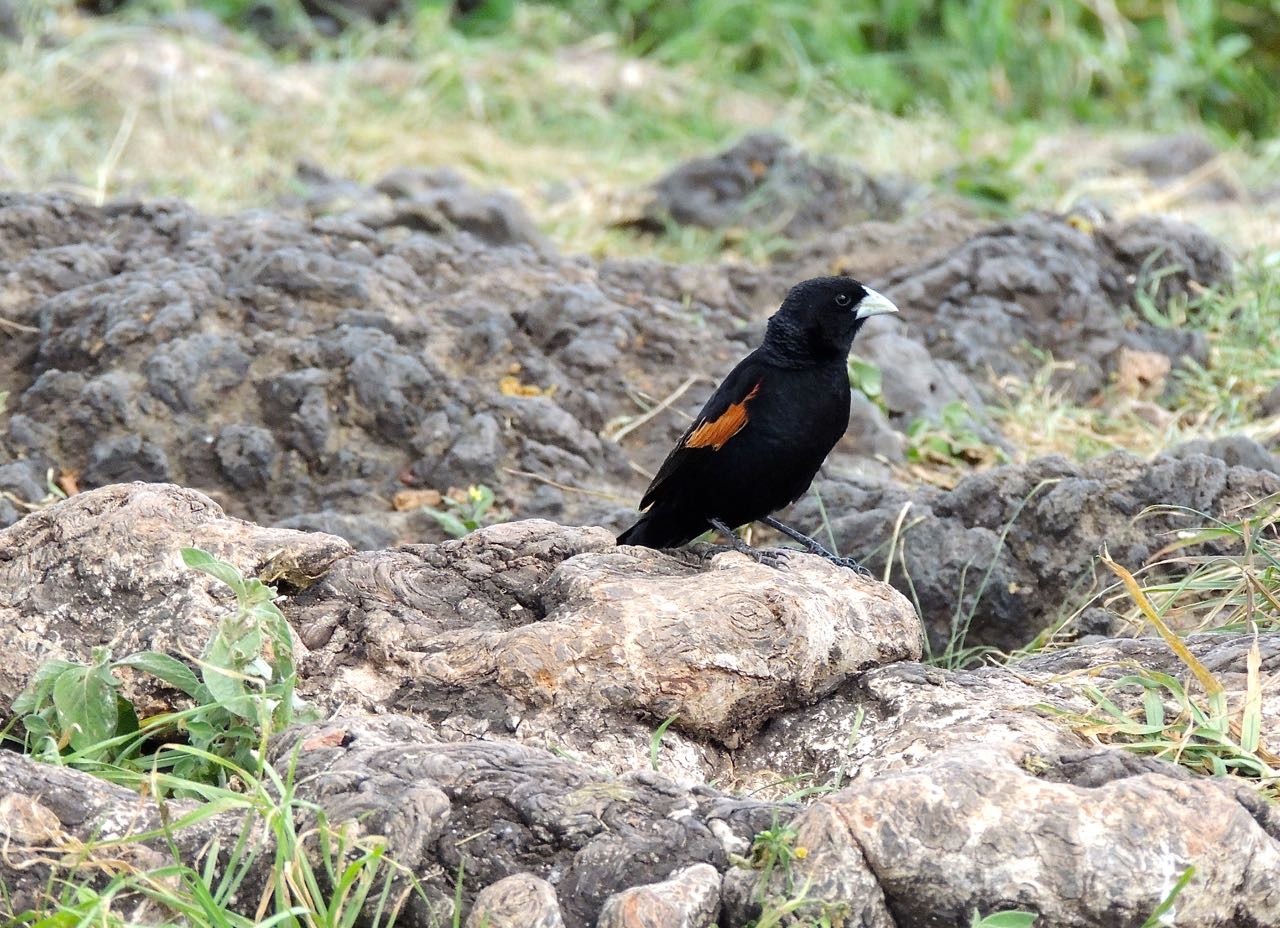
639 355 767 511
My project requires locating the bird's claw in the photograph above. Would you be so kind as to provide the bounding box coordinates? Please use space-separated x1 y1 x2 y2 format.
828 555 873 577
751 547 791 569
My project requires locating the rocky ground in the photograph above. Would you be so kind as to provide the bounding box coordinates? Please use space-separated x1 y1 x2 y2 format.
2 134 1269 649
2 132 1279 926
2 484 1279 927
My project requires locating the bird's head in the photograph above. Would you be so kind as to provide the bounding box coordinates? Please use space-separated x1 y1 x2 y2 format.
762 276 899 365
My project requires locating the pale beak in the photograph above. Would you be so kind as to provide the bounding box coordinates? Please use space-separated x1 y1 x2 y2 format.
855 288 900 320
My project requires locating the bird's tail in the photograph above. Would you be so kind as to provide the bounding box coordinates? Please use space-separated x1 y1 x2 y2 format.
617 506 704 549
616 513 660 548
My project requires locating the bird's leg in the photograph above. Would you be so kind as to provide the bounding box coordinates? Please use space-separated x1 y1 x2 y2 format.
708 518 789 568
761 516 872 577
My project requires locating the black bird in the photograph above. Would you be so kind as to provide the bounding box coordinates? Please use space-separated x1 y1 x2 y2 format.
617 276 898 568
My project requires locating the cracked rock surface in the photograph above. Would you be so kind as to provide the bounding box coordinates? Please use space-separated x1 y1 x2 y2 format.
2 483 1279 926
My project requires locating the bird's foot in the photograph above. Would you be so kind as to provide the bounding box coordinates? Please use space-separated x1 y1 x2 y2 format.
745 546 791 569
825 554 873 577
708 518 790 569
718 538 791 569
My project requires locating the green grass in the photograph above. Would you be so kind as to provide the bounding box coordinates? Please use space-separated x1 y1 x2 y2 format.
4 549 438 926
995 250 1280 464
1034 538 1280 798
467 0 1280 137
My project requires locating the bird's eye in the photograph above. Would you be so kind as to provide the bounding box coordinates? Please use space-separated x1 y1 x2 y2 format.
835 293 852 307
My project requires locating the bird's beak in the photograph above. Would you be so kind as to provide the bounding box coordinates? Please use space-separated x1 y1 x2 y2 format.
855 288 900 320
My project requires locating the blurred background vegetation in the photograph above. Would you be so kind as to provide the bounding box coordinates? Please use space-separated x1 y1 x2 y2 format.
5 0 1278 257
66 0 1280 138
533 0 1280 136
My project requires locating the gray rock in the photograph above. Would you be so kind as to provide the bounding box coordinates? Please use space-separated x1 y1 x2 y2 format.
4 482 1280 927
857 329 991 428
626 132 916 240
82 435 171 486
1261 383 1280 419
845 391 904 462
0 460 47 504
465 873 565 928
1167 435 1280 475
1123 132 1236 200
215 425 279 490
598 863 721 928
877 213 1226 398
439 412 505 485
795 450 1280 651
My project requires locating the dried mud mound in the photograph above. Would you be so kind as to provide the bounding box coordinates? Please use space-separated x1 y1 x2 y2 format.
2 483 1278 927
794 449 1280 651
623 132 919 240
0 193 771 545
878 212 1231 398
0 187 1241 571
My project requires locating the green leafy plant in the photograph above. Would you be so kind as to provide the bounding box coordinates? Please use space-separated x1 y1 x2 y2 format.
847 356 884 406
905 400 1004 468
12 547 317 789
971 911 1037 928
734 818 827 927
737 819 803 896
544 0 1280 136
423 484 505 538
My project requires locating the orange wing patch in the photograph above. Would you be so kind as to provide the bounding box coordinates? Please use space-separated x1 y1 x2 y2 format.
684 382 761 450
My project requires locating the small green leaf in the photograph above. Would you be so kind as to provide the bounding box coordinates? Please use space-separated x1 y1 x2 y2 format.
11 659 78 715
52 665 119 751
973 912 1037 928
848 357 883 398
117 651 204 698
650 714 679 771
426 508 472 539
182 547 247 597
115 694 141 738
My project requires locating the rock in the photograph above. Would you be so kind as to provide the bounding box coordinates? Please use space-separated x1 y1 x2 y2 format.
300 0 406 28
624 133 916 241
0 483 923 762
4 483 1280 926
856 329 993 430
0 483 352 709
0 0 20 40
1098 215 1235 311
793 450 1280 650
0 460 47 504
297 519 923 751
368 166 548 250
845 391 904 462
466 873 565 928
1261 383 1280 420
1123 132 1237 200
877 213 1228 398
1166 435 1280 475
0 192 755 546
82 435 172 486
269 714 770 928
288 162 548 250
729 638 1280 927
598 863 721 928
0 750 253 919
1124 132 1219 180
